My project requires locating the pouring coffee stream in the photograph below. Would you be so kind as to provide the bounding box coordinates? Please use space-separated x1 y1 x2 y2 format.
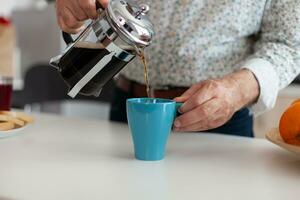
49 0 154 98
136 48 151 98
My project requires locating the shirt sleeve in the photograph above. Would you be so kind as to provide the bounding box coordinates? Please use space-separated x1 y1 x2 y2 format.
240 0 300 116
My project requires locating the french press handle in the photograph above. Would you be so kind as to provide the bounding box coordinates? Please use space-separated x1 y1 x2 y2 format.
62 2 105 45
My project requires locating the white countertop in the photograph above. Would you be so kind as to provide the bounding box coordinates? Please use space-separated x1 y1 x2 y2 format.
0 113 299 200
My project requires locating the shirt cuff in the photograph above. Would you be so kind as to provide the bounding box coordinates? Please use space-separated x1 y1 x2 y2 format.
241 58 279 116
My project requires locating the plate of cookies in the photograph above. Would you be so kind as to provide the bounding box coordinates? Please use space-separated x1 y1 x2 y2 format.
0 111 34 138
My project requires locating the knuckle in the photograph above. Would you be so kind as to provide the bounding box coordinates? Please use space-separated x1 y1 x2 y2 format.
79 0 94 10
200 106 209 116
207 121 214 129
215 83 223 92
60 23 67 31
208 80 218 89
98 0 109 7
180 115 190 126
61 26 72 33
64 16 77 28
65 20 76 28
227 108 234 118
100 0 108 4
175 118 186 129
203 108 209 117
193 110 202 120
57 19 67 31
209 119 221 128
206 80 223 96
77 14 87 21
56 0 68 10
193 96 202 106
56 0 62 5
222 102 232 115
78 0 87 7
201 121 210 130
57 16 62 26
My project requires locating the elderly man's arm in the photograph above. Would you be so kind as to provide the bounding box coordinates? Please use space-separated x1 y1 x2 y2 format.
241 0 300 115
174 0 300 132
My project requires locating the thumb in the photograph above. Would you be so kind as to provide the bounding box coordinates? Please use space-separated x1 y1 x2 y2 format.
173 96 189 103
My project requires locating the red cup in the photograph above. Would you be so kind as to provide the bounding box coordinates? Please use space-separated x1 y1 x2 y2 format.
0 17 12 26
0 77 13 110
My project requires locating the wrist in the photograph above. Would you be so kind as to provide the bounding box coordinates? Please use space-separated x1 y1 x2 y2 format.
224 69 260 111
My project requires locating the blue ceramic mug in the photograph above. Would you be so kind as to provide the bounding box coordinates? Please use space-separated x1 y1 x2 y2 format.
126 98 182 161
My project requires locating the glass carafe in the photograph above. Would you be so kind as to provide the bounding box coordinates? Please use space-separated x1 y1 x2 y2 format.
50 0 154 98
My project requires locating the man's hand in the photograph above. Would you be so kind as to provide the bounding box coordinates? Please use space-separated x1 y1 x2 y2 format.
173 69 260 132
56 0 109 34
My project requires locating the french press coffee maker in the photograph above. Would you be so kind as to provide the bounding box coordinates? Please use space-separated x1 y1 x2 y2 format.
50 0 154 98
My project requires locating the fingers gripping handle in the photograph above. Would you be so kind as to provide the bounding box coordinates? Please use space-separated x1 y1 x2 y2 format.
61 1 105 45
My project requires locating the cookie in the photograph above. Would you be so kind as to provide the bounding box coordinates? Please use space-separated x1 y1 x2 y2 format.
0 111 34 123
0 121 14 131
0 114 10 122
9 118 25 127
15 112 34 123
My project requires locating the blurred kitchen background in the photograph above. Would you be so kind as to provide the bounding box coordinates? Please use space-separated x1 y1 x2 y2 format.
11 0 112 119
8 0 300 138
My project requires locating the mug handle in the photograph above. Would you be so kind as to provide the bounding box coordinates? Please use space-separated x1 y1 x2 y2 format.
61 1 105 45
175 102 183 117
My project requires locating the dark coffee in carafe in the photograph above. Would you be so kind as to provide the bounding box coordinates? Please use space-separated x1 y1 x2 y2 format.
58 41 135 96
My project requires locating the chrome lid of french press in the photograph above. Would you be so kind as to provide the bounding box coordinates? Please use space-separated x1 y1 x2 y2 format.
106 0 155 47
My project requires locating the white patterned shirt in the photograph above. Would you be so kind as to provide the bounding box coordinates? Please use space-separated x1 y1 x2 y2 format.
120 0 300 115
